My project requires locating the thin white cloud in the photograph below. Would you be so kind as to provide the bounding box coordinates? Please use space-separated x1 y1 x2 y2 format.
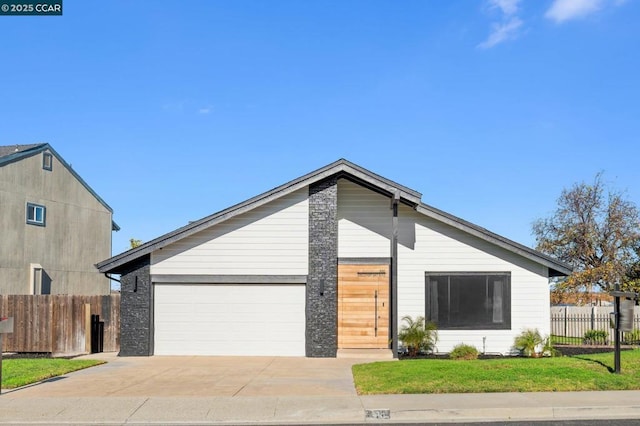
198 107 212 115
478 17 523 49
545 0 624 23
479 0 523 49
546 0 602 22
488 0 521 16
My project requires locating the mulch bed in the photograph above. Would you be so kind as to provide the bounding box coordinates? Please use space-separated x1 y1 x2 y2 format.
400 345 637 360
400 353 506 360
553 345 635 357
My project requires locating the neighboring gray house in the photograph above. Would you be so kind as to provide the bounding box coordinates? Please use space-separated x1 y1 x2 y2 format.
0 143 118 295
98 159 571 358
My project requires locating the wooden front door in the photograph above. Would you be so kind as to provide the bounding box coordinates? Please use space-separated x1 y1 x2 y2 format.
338 264 390 349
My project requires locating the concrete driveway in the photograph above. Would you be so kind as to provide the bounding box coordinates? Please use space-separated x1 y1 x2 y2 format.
6 352 365 398
4 353 640 424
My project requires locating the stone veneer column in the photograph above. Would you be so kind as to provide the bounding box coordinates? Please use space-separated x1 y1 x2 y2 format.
306 177 339 357
118 255 153 356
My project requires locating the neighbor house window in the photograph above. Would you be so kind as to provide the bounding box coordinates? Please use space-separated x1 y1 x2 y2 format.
425 272 511 330
42 152 53 171
26 203 46 226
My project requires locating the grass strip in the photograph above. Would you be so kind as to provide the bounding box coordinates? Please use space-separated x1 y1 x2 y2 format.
353 349 640 394
1 358 105 389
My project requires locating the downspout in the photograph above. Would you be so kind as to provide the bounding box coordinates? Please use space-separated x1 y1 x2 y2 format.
390 190 400 358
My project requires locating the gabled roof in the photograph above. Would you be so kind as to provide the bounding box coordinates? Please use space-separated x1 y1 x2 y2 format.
97 159 572 276
0 143 119 231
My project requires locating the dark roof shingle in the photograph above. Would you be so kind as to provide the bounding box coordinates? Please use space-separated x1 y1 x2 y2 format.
0 144 45 158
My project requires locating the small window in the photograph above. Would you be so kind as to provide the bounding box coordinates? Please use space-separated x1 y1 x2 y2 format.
425 272 511 330
26 203 46 226
43 152 53 171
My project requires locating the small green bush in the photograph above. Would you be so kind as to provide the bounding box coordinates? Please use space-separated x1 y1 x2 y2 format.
449 343 479 360
583 329 608 345
623 329 640 345
542 336 560 357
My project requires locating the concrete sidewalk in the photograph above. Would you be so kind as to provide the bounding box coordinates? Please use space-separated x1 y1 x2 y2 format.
1 352 640 424
1 390 640 424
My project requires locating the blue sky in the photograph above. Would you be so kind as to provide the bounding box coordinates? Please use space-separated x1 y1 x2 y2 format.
1 0 639 255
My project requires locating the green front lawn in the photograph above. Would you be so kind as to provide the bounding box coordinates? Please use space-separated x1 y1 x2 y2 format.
1 358 104 389
353 350 640 394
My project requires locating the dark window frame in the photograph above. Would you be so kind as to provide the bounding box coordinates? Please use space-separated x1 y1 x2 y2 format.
42 152 53 171
425 271 511 330
26 203 46 226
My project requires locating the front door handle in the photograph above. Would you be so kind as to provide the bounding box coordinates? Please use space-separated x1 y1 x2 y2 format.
374 290 378 337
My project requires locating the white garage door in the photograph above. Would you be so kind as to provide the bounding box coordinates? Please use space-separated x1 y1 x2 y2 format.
154 284 306 356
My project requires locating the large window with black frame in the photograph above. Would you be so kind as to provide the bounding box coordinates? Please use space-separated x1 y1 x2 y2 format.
425 272 511 330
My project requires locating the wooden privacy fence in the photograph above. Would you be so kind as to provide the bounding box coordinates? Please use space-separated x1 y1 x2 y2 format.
0 294 119 355
551 305 640 345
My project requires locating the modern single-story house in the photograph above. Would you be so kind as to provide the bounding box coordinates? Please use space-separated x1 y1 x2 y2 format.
97 159 571 357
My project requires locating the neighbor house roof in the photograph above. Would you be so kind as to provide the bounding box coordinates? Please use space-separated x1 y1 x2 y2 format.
0 143 120 231
97 158 572 276
0 144 44 158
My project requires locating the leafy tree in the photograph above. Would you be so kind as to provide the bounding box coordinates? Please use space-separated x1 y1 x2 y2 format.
532 173 640 301
625 255 640 291
129 238 143 249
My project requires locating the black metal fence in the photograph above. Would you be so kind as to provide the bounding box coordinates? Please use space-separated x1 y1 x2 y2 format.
551 307 640 346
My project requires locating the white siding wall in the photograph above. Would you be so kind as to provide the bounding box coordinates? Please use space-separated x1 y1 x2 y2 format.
397 204 550 354
338 180 391 257
151 188 309 275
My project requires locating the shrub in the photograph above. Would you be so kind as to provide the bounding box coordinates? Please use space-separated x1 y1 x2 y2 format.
449 343 479 360
623 329 640 345
542 336 560 357
398 315 438 357
583 329 608 345
513 328 544 357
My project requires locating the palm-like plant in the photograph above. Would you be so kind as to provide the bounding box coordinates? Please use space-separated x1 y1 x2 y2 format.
513 328 544 357
398 315 438 357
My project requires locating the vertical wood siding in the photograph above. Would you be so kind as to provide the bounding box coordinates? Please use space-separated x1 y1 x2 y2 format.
151 188 309 276
338 264 390 349
0 294 120 354
397 204 550 354
337 180 391 257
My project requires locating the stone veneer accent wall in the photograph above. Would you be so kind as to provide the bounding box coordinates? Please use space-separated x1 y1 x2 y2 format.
306 177 338 357
119 255 153 356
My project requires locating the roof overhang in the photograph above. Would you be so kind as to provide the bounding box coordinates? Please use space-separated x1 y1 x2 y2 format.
97 159 421 273
97 158 572 277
